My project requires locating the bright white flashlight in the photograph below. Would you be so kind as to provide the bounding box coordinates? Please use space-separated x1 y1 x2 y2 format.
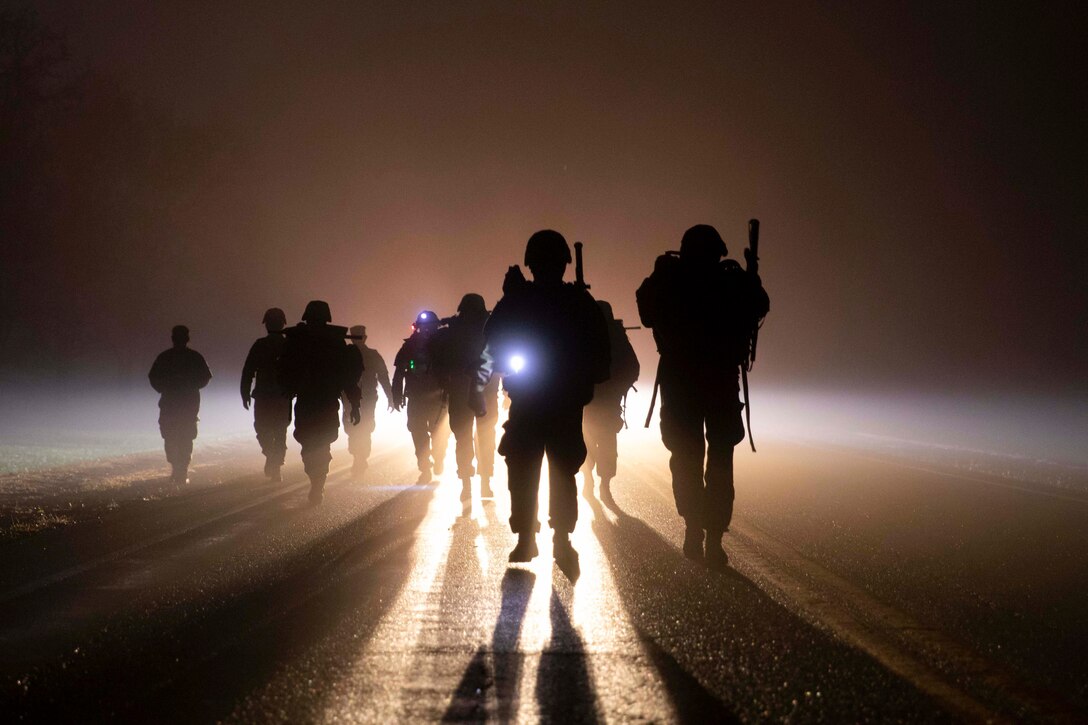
509 354 526 374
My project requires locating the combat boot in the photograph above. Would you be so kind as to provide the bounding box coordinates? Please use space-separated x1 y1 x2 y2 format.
553 532 580 580
171 465 189 485
683 522 704 561
600 477 615 506
269 465 282 483
705 529 729 570
508 532 538 562
308 474 326 505
433 457 444 476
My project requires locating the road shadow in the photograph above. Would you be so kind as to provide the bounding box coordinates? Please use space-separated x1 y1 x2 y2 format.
536 584 600 723
585 490 742 724
443 567 535 723
8 484 436 723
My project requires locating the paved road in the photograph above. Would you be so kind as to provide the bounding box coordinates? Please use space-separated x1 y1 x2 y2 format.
0 433 1084 722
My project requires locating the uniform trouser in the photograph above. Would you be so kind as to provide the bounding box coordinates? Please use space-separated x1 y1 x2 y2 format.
159 410 197 470
447 375 500 479
293 397 341 482
344 397 378 468
498 402 585 535
407 392 449 473
253 395 292 466
582 400 623 480
659 365 744 533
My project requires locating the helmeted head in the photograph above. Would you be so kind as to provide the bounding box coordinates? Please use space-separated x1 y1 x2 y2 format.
349 324 367 344
524 229 571 283
262 307 287 332
413 310 439 334
596 299 615 321
457 293 487 318
679 224 727 265
302 300 332 324
171 325 190 347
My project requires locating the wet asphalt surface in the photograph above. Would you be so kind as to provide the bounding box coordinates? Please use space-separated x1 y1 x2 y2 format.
0 434 1085 723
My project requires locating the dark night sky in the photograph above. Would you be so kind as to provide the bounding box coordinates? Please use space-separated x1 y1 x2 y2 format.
3 1 1085 395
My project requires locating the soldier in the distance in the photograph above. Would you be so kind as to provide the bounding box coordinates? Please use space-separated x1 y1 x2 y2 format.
279 300 363 504
343 324 396 481
148 325 212 484
636 224 769 569
581 300 640 503
471 231 610 574
240 308 291 482
392 311 450 484
432 294 501 501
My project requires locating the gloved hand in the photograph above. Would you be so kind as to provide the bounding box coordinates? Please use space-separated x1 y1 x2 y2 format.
502 265 527 295
241 393 251 410
350 405 361 426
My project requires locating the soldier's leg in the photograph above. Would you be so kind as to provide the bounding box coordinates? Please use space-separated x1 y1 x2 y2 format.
659 379 707 525
295 400 339 501
430 399 451 475
272 396 291 468
545 406 587 536
498 405 545 537
406 399 433 477
704 389 743 534
355 398 377 473
476 379 500 489
448 397 476 480
580 415 598 485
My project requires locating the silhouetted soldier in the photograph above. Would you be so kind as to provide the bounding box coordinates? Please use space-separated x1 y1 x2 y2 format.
471 231 610 570
432 294 501 501
581 300 640 502
343 324 395 480
148 325 212 484
279 300 363 504
240 307 291 482
392 311 450 484
637 224 769 569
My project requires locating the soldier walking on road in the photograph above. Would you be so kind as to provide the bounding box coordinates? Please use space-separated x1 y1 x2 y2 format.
392 311 450 484
240 308 291 482
148 325 212 484
636 224 769 569
433 294 501 501
343 324 395 481
279 301 363 505
581 300 640 503
471 231 610 575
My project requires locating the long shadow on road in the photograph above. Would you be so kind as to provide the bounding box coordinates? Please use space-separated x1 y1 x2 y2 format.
585 490 945 722
8 483 436 723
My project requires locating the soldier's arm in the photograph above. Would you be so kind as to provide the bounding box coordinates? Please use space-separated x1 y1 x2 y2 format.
195 353 212 389
240 341 259 402
148 354 166 393
375 352 394 402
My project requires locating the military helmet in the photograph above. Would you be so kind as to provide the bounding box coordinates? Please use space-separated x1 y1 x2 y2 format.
524 229 572 268
262 307 287 328
457 293 487 316
413 310 439 329
302 300 332 323
349 324 366 338
680 224 727 261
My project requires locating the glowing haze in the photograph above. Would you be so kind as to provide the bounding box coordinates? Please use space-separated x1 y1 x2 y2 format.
2 2 1084 401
